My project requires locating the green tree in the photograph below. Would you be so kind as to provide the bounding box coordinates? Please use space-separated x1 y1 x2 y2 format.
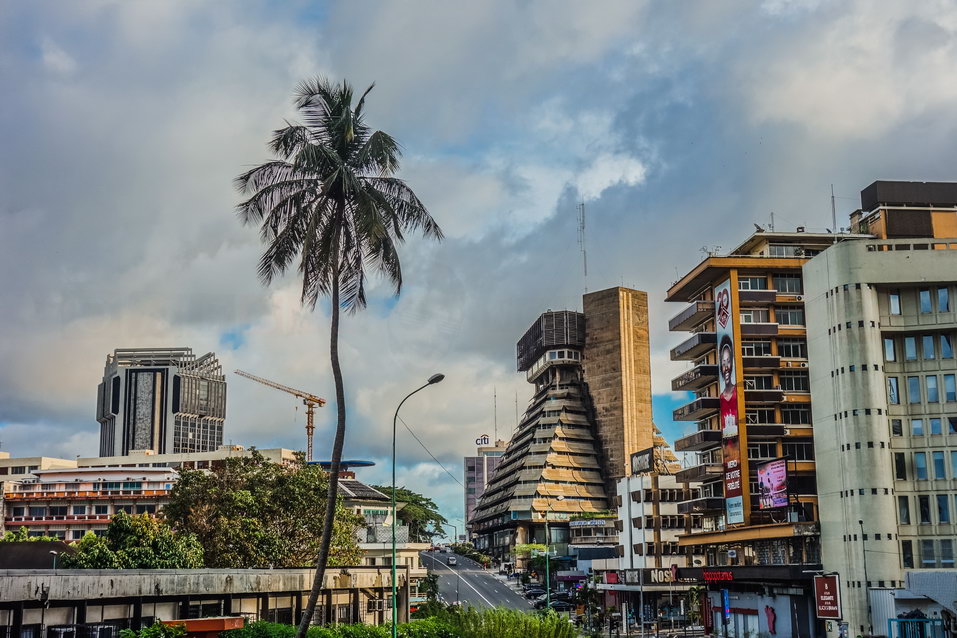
235 76 442 637
162 451 363 568
373 486 447 542
0 527 60 542
59 512 203 569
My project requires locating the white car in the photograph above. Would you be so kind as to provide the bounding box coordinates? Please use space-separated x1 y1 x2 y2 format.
447 556 457 566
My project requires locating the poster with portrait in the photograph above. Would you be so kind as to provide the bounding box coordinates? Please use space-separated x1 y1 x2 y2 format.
756 458 788 509
715 279 744 524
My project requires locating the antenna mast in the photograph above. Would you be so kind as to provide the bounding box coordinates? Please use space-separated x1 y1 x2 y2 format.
577 199 588 293
831 184 838 243
493 387 498 442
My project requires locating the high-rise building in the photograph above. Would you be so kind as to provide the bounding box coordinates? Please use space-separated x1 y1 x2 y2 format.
471 287 654 566
803 181 957 636
96 348 226 456
464 436 506 532
667 229 849 636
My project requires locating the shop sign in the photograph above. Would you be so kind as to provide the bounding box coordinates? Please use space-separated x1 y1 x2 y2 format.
721 589 731 620
475 434 490 445
814 574 842 619
569 519 608 527
703 570 734 582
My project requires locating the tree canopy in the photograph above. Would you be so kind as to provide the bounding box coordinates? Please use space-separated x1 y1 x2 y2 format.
163 451 363 568
372 485 447 542
59 511 204 569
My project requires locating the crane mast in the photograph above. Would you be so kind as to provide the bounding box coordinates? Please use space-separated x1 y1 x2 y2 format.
234 369 327 461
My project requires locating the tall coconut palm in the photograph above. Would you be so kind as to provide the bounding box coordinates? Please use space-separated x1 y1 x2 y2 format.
235 76 442 637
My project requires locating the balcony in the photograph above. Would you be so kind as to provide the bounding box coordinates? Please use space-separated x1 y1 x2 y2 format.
741 356 780 370
677 497 724 514
738 290 777 305
674 429 722 452
740 322 779 337
670 332 716 361
669 301 713 332
675 462 723 483
744 388 785 404
673 397 720 421
671 364 718 392
745 424 787 438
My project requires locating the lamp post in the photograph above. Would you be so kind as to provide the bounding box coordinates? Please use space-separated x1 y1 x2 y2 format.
544 495 564 610
859 519 871 633
392 374 444 638
440 522 461 604
49 550 58 574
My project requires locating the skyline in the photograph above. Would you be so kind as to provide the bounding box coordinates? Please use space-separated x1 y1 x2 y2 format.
5 1 957 523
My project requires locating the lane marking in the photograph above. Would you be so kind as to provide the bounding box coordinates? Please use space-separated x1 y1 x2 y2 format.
421 553 498 608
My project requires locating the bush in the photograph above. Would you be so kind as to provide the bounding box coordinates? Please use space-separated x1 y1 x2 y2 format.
119 622 186 638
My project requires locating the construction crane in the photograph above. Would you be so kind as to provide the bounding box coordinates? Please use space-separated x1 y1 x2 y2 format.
234 369 326 461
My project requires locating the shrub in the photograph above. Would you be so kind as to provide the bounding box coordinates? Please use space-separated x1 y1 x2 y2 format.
119 622 186 638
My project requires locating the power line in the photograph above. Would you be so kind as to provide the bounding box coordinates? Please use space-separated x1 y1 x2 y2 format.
396 414 464 489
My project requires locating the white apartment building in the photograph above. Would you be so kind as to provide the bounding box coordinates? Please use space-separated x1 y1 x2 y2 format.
804 181 957 637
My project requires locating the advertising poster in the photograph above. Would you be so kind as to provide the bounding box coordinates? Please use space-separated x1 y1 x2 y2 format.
715 279 744 524
814 574 842 619
630 447 655 475
757 458 789 509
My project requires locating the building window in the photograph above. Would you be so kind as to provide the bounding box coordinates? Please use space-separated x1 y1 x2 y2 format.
902 540 914 568
776 308 805 326
898 496 910 525
739 276 768 290
920 289 933 313
747 408 776 424
778 339 807 358
884 338 896 361
28 507 46 517
773 274 803 293
783 442 815 460
888 377 900 404
94 505 109 515
889 291 902 315
938 494 951 523
780 371 810 392
942 539 955 568
933 451 947 479
921 539 937 567
919 495 932 523
912 419 925 436
72 530 85 540
930 418 942 435
745 375 774 390
742 340 772 356
769 244 804 257
740 308 770 323
945 375 956 402
72 506 86 515
904 337 918 360
942 335 954 359
895 453 907 480
915 452 928 480
891 419 903 436
908 376 922 403
747 443 776 458
781 406 811 425
927 376 940 403
952 450 957 476
923 335 936 360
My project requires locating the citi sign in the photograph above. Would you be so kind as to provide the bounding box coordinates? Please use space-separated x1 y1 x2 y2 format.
475 434 491 445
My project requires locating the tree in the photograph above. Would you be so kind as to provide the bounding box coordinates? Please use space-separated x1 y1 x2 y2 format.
162 451 363 568
235 76 442 637
372 485 447 542
59 511 203 569
1 527 60 542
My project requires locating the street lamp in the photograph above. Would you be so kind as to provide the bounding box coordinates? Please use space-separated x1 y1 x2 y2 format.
392 374 444 638
859 519 871 633
440 522 461 604
544 495 564 610
49 550 58 574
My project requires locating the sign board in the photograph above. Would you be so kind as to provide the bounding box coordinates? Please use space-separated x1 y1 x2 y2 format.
630 447 655 475
757 458 789 509
715 279 744 524
703 570 734 582
569 519 610 528
814 574 842 619
475 434 490 446
721 589 731 620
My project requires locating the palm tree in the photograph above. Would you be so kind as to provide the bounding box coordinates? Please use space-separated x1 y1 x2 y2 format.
235 76 442 637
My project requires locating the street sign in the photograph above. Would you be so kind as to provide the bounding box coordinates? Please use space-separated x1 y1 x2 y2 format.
813 574 842 619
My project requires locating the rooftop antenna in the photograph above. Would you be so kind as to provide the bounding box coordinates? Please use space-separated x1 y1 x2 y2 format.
770 211 775 232
493 387 498 442
514 391 519 433
577 199 588 293
830 184 838 244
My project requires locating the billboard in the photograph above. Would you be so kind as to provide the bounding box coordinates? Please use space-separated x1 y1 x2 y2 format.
630 447 655 475
715 279 744 524
814 574 842 619
757 458 789 509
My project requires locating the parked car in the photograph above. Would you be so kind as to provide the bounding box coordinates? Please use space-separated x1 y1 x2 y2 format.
447 556 457 566
549 600 575 612
524 588 546 599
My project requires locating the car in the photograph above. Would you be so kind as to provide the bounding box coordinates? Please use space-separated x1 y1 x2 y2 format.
523 588 546 599
447 556 457 566
549 600 575 612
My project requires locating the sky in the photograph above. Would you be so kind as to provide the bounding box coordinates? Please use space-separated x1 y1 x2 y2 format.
3 0 957 526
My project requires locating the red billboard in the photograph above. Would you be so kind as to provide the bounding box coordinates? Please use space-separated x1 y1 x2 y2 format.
715 279 744 524
814 574 842 619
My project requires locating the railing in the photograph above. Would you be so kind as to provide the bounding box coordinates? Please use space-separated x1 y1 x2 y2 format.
677 497 724 514
672 397 720 421
674 463 723 483
671 364 718 392
668 301 713 332
669 332 716 361
674 429 721 452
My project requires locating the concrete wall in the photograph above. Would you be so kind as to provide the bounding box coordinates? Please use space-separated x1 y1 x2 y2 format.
583 287 654 485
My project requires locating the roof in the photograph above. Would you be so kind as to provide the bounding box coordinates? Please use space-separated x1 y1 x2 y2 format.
337 479 389 501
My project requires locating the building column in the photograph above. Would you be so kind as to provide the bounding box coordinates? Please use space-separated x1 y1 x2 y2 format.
178 598 190 620
400 568 411 623
351 589 360 624
259 594 269 622
131 597 143 631
324 591 333 626
12 602 24 638
378 587 385 625
223 594 233 617
75 600 87 625
293 593 302 625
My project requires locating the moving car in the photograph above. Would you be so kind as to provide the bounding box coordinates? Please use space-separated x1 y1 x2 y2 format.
447 556 457 566
523 588 546 599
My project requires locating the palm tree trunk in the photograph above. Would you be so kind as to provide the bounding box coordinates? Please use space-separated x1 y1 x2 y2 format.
296 271 347 638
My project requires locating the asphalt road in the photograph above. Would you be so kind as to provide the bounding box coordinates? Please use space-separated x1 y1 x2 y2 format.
420 550 533 610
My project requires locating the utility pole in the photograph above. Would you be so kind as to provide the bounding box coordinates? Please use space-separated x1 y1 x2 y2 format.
578 199 588 294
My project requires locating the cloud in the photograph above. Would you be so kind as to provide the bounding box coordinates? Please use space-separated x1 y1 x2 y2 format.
40 37 77 74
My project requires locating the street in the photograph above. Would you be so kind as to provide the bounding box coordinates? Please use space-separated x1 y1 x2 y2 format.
420 550 532 610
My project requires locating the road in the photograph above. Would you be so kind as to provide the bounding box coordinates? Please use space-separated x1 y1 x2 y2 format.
420 550 533 610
